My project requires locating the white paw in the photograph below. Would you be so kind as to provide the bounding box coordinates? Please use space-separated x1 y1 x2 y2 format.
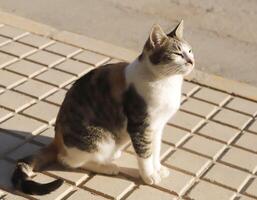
112 150 122 160
140 171 161 185
104 163 120 175
158 165 170 178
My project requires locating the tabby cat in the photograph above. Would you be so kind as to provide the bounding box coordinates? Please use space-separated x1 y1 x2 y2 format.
12 20 194 195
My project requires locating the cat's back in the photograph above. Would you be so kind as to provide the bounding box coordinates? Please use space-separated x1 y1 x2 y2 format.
56 62 129 134
72 62 128 99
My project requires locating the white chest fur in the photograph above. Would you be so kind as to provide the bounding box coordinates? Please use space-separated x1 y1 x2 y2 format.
125 59 183 130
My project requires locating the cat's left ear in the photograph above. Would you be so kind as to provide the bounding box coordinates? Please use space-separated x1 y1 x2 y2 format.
167 20 184 40
145 24 168 50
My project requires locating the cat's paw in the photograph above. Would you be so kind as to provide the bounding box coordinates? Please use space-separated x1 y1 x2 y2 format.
105 163 120 175
141 171 161 185
98 163 119 175
158 165 170 178
112 150 122 160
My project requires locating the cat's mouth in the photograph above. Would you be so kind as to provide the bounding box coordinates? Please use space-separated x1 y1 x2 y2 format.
159 63 194 77
179 63 194 75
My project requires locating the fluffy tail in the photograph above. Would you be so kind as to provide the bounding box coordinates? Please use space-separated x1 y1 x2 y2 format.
11 143 64 195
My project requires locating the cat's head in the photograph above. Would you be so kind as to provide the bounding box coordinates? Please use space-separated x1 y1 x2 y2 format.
140 20 194 77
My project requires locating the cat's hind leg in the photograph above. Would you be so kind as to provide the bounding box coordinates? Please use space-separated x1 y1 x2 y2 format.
81 135 120 175
58 131 121 175
111 128 130 161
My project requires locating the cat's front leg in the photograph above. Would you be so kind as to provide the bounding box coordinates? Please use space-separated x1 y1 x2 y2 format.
153 130 170 178
129 128 161 185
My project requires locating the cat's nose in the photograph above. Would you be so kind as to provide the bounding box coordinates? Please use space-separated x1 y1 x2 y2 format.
183 52 194 65
187 58 193 65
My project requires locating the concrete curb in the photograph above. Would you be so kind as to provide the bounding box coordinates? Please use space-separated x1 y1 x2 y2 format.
1 10 257 101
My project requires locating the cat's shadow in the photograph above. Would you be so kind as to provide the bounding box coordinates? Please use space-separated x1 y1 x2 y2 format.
0 128 142 197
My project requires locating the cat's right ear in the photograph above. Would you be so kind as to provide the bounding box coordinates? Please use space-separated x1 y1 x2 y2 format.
167 20 184 40
145 24 167 50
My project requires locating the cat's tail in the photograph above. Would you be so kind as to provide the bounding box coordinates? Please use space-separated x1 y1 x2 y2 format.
11 142 64 195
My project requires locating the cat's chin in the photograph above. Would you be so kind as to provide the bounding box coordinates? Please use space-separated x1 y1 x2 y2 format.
180 64 194 76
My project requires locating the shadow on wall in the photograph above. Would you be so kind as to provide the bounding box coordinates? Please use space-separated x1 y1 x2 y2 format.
0 128 140 198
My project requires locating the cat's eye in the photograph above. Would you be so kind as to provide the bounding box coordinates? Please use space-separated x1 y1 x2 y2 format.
173 52 183 57
189 49 192 53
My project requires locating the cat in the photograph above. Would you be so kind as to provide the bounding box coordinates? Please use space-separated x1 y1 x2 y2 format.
11 20 194 195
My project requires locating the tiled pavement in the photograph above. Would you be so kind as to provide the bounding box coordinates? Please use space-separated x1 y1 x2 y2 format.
0 22 257 200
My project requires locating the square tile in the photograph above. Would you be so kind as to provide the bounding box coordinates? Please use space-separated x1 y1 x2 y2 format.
45 42 81 57
84 174 134 199
238 195 256 200
30 173 73 200
182 135 226 159
162 125 190 147
126 185 176 200
197 121 240 144
187 181 236 200
73 50 109 67
45 89 66 106
0 42 36 58
107 59 123 64
23 101 60 124
156 168 194 196
2 192 28 200
0 189 5 198
64 82 74 90
33 127 55 145
0 131 23 156
182 81 200 96
235 131 257 152
26 50 65 67
5 60 46 78
165 149 211 176
0 90 35 112
35 69 76 87
46 164 89 185
67 189 106 200
54 59 94 77
248 120 257 133
168 110 205 132
0 52 17 68
18 34 54 48
0 70 26 89
0 107 13 122
0 86 4 94
245 178 257 198
204 163 251 191
114 152 139 178
221 147 257 173
181 94 187 103
181 98 218 118
212 109 252 129
0 25 28 39
225 97 257 116
193 87 231 106
14 79 57 99
0 114 47 138
7 142 42 161
0 35 11 46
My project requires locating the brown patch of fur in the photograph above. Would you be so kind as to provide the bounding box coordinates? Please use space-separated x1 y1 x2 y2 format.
107 62 127 101
54 128 67 157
